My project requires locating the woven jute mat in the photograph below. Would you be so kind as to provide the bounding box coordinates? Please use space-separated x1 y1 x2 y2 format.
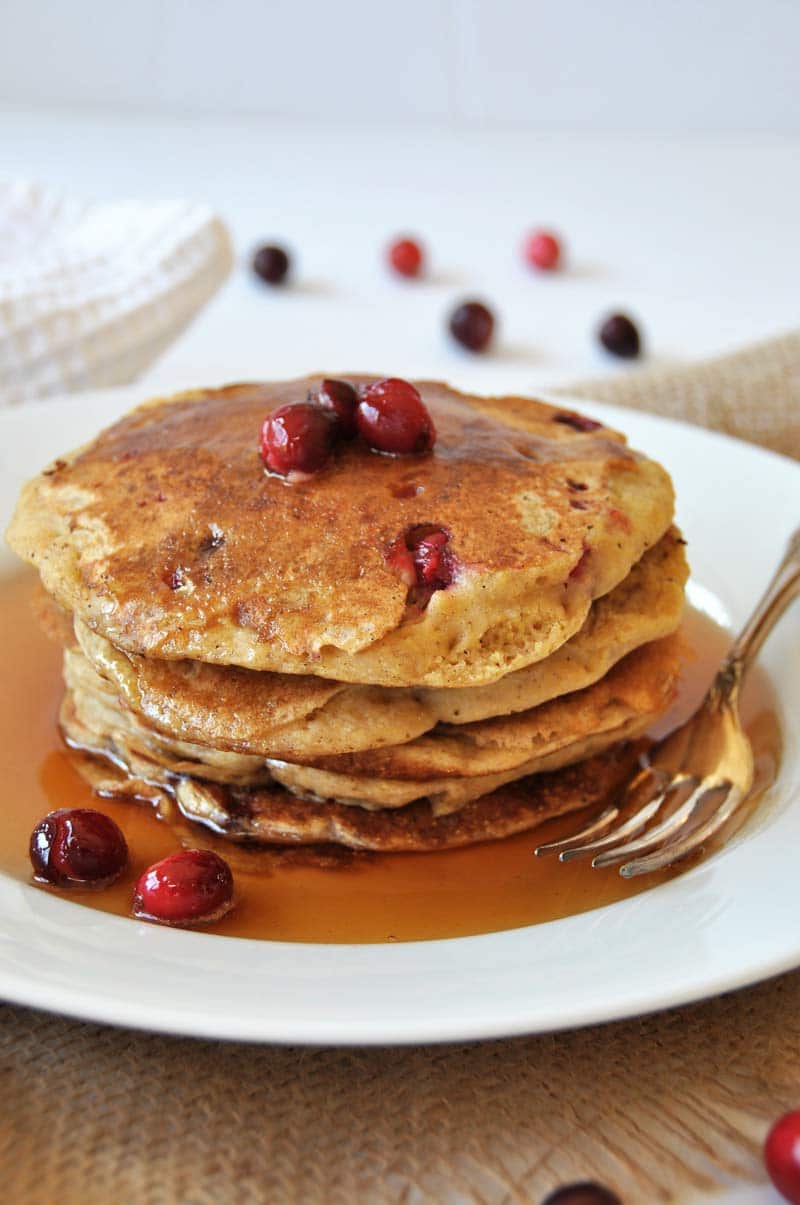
2 332 800 1205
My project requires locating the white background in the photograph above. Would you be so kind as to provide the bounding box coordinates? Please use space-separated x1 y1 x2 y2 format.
1 0 800 132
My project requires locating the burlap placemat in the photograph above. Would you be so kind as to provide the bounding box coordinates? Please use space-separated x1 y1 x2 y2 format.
2 333 799 1205
557 327 800 461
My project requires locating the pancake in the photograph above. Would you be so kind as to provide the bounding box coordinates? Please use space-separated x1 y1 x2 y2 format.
422 524 688 724
60 632 681 816
64 736 643 853
73 618 435 758
294 632 682 782
68 526 687 758
7 376 675 688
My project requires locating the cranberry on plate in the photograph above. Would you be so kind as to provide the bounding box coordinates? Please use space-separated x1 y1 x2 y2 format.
312 378 360 438
524 229 562 271
260 401 339 479
133 849 234 927
387 236 424 278
29 808 128 889
448 300 495 353
252 244 291 285
764 1110 800 1204
357 378 436 455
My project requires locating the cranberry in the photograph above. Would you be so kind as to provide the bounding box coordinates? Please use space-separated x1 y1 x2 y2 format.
252 244 290 285
765 1110 800 1204
387 525 455 601
524 229 562 271
133 849 234 926
412 529 453 588
449 300 495 352
554 411 603 433
598 312 641 358
260 402 339 479
541 1184 621 1205
312 378 359 438
357 378 436 455
30 809 128 889
387 236 424 278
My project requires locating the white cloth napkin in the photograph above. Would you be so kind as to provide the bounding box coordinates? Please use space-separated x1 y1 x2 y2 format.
0 179 233 405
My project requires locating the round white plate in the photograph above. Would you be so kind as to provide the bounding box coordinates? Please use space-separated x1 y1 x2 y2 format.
1 387 798 1045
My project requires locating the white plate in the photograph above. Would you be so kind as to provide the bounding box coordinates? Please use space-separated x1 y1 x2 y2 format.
1 387 798 1045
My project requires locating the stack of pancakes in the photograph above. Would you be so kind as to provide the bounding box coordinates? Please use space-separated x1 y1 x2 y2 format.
7 377 689 852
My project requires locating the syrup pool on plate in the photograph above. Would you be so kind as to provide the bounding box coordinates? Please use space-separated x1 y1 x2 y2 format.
0 571 782 943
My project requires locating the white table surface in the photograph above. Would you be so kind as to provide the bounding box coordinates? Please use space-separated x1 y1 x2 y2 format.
1 106 796 1204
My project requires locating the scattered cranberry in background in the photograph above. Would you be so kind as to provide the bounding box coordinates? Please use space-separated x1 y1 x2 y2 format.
524 229 562 271
133 849 234 926
764 1110 800 1204
260 402 339 479
598 312 641 359
252 243 291 285
387 236 424 279
357 378 436 455
540 1183 622 1205
449 300 495 353
30 809 128 889
312 378 360 438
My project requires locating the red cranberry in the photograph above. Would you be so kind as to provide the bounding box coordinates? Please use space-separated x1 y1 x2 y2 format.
260 402 339 479
30 809 128 889
524 229 562 271
598 312 641 358
765 1110 800 1204
387 525 455 601
252 244 290 285
449 300 495 352
541 1184 621 1205
133 849 234 926
312 378 359 438
412 529 453 588
554 411 603 433
357 378 436 455
387 236 424 278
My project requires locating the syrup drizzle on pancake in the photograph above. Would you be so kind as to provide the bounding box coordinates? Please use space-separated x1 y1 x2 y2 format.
0 572 782 943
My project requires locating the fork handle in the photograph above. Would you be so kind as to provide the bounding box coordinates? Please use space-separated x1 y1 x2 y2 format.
720 525 800 693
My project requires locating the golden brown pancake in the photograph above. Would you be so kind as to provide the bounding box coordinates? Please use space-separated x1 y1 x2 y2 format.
67 527 687 758
72 619 435 758
66 737 643 853
60 632 681 817
291 633 682 781
7 377 674 687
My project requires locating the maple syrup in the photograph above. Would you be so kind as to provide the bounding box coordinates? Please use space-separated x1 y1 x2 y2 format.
0 571 782 943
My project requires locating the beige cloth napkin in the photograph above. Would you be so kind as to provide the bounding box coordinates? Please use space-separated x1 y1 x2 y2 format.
0 179 233 406
2 333 799 1205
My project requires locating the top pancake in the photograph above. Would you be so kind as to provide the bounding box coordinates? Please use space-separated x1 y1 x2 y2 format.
7 376 675 687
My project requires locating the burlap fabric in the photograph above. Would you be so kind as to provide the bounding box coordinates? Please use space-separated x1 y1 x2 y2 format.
2 332 799 1204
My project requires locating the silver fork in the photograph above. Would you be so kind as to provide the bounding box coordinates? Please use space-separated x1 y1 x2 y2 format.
535 526 800 877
